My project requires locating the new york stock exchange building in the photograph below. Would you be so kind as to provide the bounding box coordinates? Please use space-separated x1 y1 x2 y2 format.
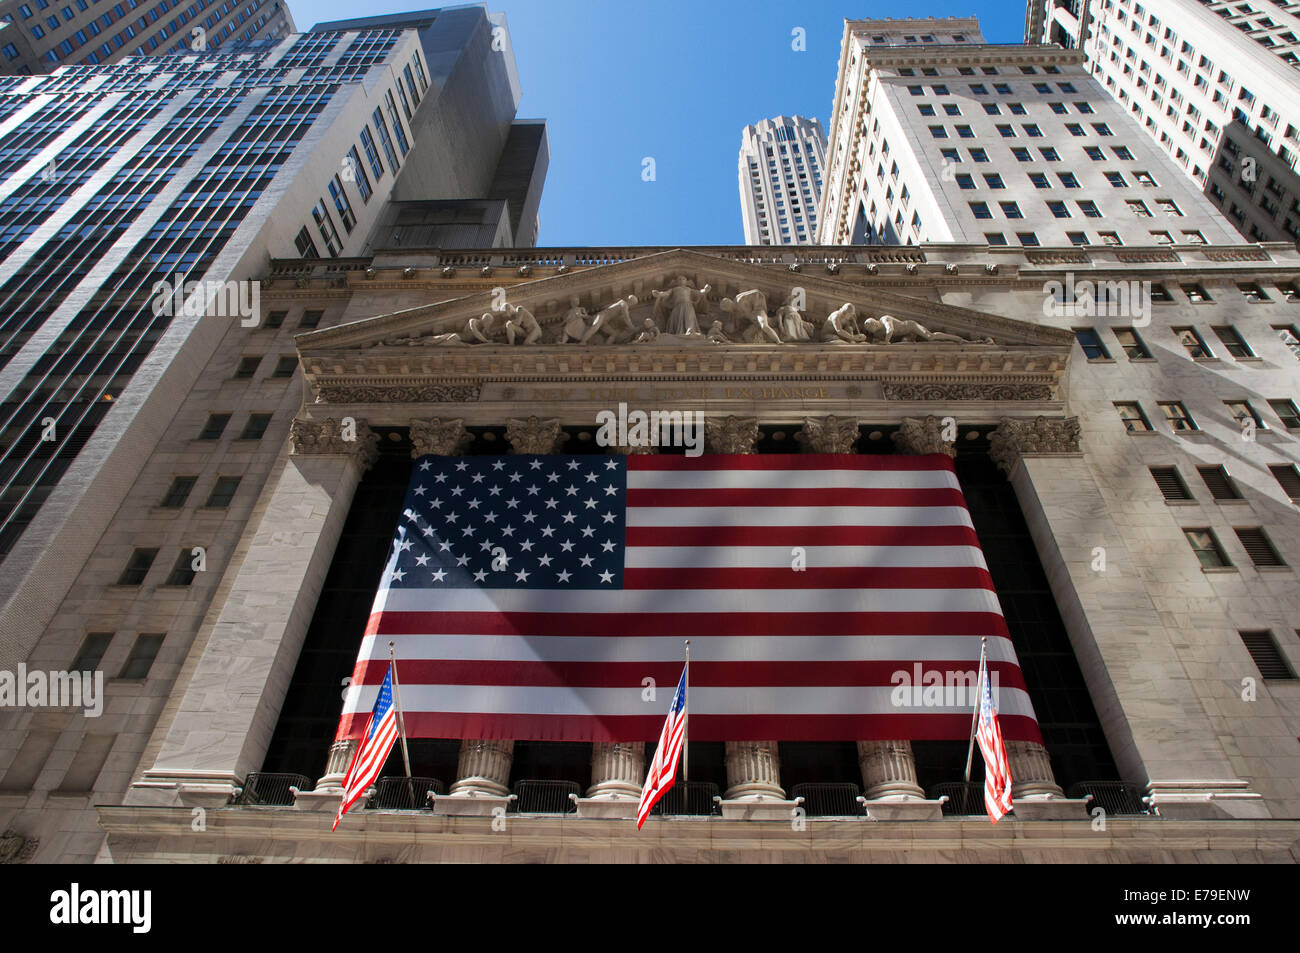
83 242 1300 864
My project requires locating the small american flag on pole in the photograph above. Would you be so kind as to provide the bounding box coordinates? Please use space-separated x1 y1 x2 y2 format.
636 665 688 829
332 665 399 832
974 645 1014 823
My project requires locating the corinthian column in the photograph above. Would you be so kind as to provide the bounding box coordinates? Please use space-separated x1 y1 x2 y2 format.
506 416 568 455
892 415 957 459
410 417 472 457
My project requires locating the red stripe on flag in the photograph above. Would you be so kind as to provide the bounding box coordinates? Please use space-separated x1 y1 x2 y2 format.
623 566 995 591
625 487 969 508
627 453 957 472
624 525 982 547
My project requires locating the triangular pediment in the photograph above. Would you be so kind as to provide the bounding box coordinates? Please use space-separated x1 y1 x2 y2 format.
296 248 1071 352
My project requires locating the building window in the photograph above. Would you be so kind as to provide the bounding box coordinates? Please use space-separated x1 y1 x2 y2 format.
984 232 1007 245
1211 326 1253 358
1183 528 1231 568
1182 284 1212 304
1225 400 1265 431
1236 528 1286 567
929 125 948 139
1099 231 1122 245
1078 200 1101 217
983 173 1004 189
1016 231 1039 246
969 201 992 219
1029 172 1050 189
203 476 241 509
999 201 1023 219
71 632 114 672
264 311 286 330
1105 171 1128 187
118 634 164 680
1174 326 1212 358
272 356 298 379
1159 401 1197 431
347 146 373 203
197 413 230 440
1238 283 1270 302
159 476 197 509
1149 465 1192 501
116 548 158 586
233 356 260 380
1238 631 1296 679
1197 465 1242 500
1074 328 1110 360
239 414 272 440
1268 463 1300 501
1115 402 1152 432
1274 325 1300 359
328 175 356 234
1067 231 1089 246
163 549 197 587
1113 327 1151 359
299 310 323 330
1047 201 1070 218
970 148 988 162
1268 398 1300 430
294 226 320 259
956 174 975 189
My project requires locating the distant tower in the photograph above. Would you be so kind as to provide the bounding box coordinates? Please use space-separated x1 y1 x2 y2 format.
738 115 827 245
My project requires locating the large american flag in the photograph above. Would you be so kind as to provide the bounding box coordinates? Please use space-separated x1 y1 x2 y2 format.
335 453 1043 745
975 647 1015 823
636 665 688 829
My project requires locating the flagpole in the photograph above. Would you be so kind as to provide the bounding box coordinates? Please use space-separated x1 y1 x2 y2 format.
683 639 690 784
388 641 416 807
964 637 987 783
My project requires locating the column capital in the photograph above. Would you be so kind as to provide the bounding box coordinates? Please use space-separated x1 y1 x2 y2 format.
506 416 568 455
410 417 472 458
892 415 956 457
705 415 759 454
795 415 859 454
290 416 380 470
989 416 1082 474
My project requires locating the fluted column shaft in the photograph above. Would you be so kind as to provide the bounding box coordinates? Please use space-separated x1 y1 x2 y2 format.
857 740 925 799
587 742 646 799
314 739 358 793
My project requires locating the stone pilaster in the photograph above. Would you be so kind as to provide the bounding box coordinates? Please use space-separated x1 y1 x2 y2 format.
724 741 786 800
988 415 1082 475
891 415 957 458
1007 740 1064 799
448 739 514 797
129 417 380 808
704 416 759 454
410 417 472 457
857 740 925 799
795 415 859 454
586 742 646 800
506 416 568 455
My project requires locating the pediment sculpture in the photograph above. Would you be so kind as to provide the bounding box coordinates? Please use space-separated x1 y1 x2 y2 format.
361 279 996 349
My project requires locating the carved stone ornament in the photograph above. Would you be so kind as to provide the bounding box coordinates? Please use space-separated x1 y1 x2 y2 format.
989 416 1082 474
705 416 759 454
881 382 1052 401
892 415 957 458
0 829 38 864
795 415 859 454
315 384 482 403
506 416 568 455
410 418 472 458
289 416 380 469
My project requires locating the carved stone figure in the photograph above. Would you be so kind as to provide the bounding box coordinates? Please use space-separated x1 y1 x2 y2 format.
706 320 731 344
651 275 710 336
502 303 542 345
425 331 470 346
557 295 592 344
721 288 782 344
862 313 984 344
465 311 499 343
821 302 866 343
775 295 813 342
585 294 639 344
632 317 661 344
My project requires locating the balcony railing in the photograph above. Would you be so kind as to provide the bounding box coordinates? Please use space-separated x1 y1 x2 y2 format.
650 781 721 817
366 776 446 811
791 782 864 817
234 773 312 806
513 779 580 814
1067 781 1150 816
929 781 986 817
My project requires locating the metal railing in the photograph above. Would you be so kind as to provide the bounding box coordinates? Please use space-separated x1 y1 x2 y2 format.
929 781 986 817
234 773 312 806
791 782 864 817
650 781 721 817
512 779 580 814
1067 781 1150 816
366 776 446 811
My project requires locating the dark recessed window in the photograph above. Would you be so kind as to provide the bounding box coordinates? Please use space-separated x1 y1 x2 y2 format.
1235 527 1286 567
299 310 323 329
272 356 298 378
1184 528 1231 568
1239 630 1295 679
118 633 164 680
117 548 158 586
233 356 260 380
1197 465 1242 500
1211 326 1253 358
198 414 230 440
1267 398 1300 430
239 414 272 440
203 476 241 509
1074 327 1110 360
1174 326 1211 357
1159 401 1197 431
1268 463 1300 500
163 549 198 587
1113 327 1151 359
159 476 196 509
264 310 286 329
1149 466 1192 501
71 632 113 672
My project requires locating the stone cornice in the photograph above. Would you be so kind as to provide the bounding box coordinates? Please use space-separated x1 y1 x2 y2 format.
859 43 1086 71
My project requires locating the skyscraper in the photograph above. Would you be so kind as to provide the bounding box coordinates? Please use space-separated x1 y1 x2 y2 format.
817 16 1239 248
1027 0 1300 244
738 115 827 245
0 0 295 74
0 5 546 862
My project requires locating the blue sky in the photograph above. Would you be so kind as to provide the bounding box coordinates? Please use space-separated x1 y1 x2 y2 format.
292 1 1028 246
